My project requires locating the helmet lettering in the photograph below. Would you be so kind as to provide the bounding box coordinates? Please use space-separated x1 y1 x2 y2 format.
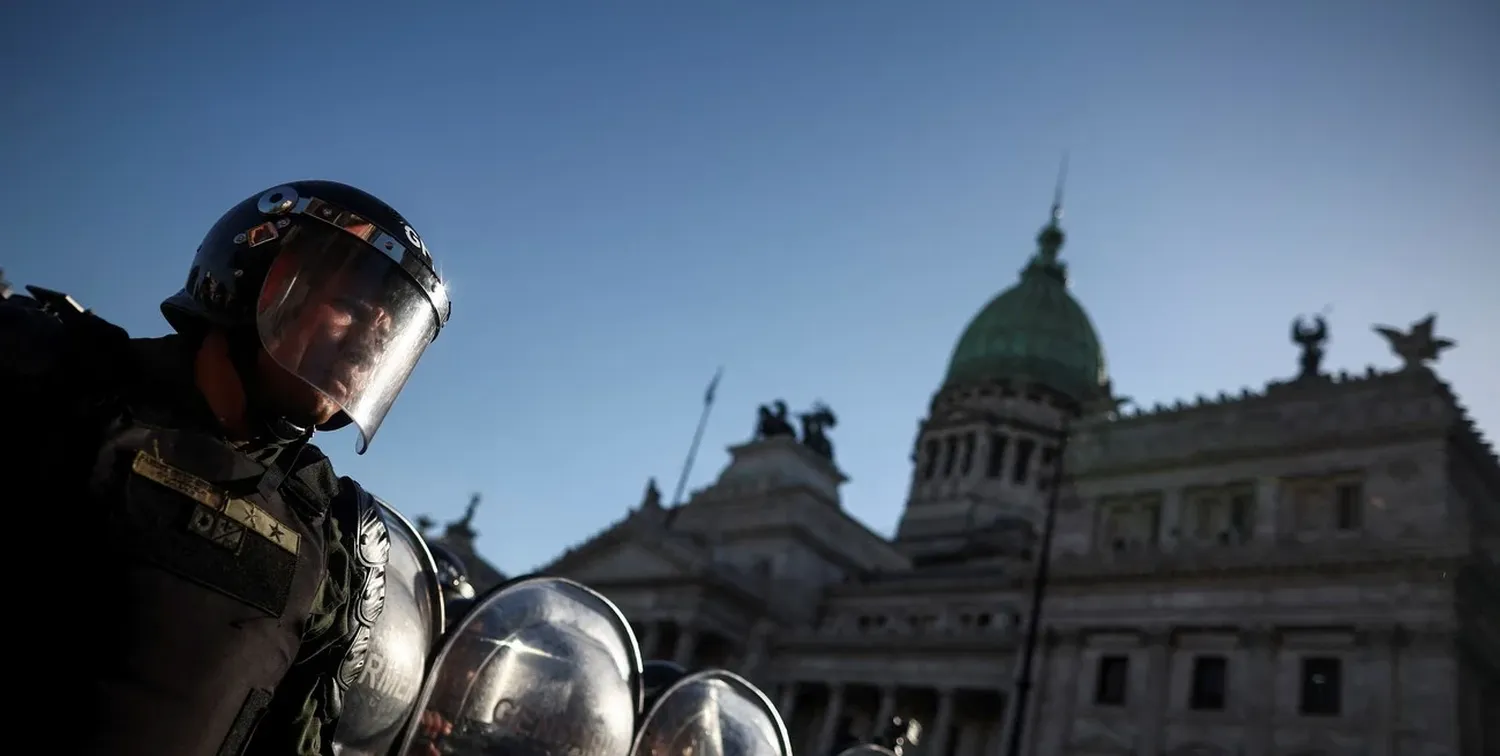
403 224 430 258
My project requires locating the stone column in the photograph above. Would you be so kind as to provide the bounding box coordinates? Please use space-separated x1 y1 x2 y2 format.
1253 475 1279 541
930 688 956 756
778 682 800 725
1017 627 1058 756
1159 489 1183 549
815 684 847 756
998 436 1015 485
1031 628 1083 756
1027 439 1045 484
742 620 775 681
869 685 897 738
674 625 700 667
1241 625 1277 756
1362 623 1403 756
1137 626 1172 756
640 622 662 659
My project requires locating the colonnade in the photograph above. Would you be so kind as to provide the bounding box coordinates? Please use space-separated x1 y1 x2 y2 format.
632 618 741 670
770 681 1009 756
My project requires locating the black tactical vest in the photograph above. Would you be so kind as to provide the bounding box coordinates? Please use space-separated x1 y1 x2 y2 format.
79 413 333 755
35 329 342 756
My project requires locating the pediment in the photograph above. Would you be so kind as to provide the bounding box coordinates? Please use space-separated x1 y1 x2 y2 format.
553 539 692 584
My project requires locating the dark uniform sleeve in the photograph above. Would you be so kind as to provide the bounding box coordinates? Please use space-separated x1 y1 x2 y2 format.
0 295 124 482
295 511 360 755
254 491 362 756
255 472 393 756
0 295 67 410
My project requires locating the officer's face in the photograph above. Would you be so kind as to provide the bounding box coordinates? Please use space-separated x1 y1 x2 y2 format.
258 348 342 426
258 231 396 426
261 301 394 425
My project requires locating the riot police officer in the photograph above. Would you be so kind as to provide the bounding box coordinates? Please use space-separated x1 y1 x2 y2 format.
2 180 452 756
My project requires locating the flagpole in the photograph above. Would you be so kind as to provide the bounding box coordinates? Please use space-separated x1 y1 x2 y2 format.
670 367 723 507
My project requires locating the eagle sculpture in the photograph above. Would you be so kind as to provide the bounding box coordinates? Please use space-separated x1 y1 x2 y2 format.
1373 314 1456 371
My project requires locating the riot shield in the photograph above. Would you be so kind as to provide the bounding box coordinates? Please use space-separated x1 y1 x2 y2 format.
397 575 644 756
333 499 447 755
630 670 792 756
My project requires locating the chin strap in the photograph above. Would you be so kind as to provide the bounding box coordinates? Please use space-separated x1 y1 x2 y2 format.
221 328 317 498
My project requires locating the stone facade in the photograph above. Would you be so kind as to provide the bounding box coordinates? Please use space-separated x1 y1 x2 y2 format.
529 344 1499 756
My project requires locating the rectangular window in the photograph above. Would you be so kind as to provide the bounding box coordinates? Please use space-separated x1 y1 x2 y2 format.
1189 656 1228 711
942 436 957 477
1229 492 1255 541
960 433 975 475
986 434 1008 478
922 439 939 480
1299 657 1342 716
1094 655 1129 705
1191 493 1223 540
1335 483 1363 530
1038 446 1058 490
1013 439 1036 485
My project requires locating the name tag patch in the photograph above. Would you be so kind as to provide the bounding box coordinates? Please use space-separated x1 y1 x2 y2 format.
132 452 301 555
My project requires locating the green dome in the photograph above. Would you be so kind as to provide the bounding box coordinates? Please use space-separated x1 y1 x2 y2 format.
943 219 1107 403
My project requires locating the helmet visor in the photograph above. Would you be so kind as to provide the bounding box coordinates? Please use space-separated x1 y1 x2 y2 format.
255 223 440 453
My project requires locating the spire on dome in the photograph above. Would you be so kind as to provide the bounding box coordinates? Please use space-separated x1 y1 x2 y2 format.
1035 152 1069 263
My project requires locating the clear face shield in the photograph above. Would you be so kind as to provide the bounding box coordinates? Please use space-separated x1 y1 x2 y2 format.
252 200 449 453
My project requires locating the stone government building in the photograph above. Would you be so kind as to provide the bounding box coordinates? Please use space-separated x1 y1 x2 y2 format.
433 203 1499 756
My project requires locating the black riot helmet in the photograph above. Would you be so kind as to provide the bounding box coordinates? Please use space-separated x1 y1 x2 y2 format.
162 180 452 453
640 659 688 716
428 542 477 600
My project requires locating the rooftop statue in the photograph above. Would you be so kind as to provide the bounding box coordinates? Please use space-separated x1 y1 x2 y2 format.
1374 314 1456 371
753 400 796 440
798 402 839 462
1290 314 1329 380
640 478 662 510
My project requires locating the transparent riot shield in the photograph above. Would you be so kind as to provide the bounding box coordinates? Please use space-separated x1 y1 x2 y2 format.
630 670 792 756
397 575 644 756
333 499 446 755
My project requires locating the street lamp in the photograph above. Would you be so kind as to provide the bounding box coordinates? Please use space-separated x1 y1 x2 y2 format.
1000 416 1071 756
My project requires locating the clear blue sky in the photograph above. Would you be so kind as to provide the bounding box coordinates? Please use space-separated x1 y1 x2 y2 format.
3 1 1495 575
